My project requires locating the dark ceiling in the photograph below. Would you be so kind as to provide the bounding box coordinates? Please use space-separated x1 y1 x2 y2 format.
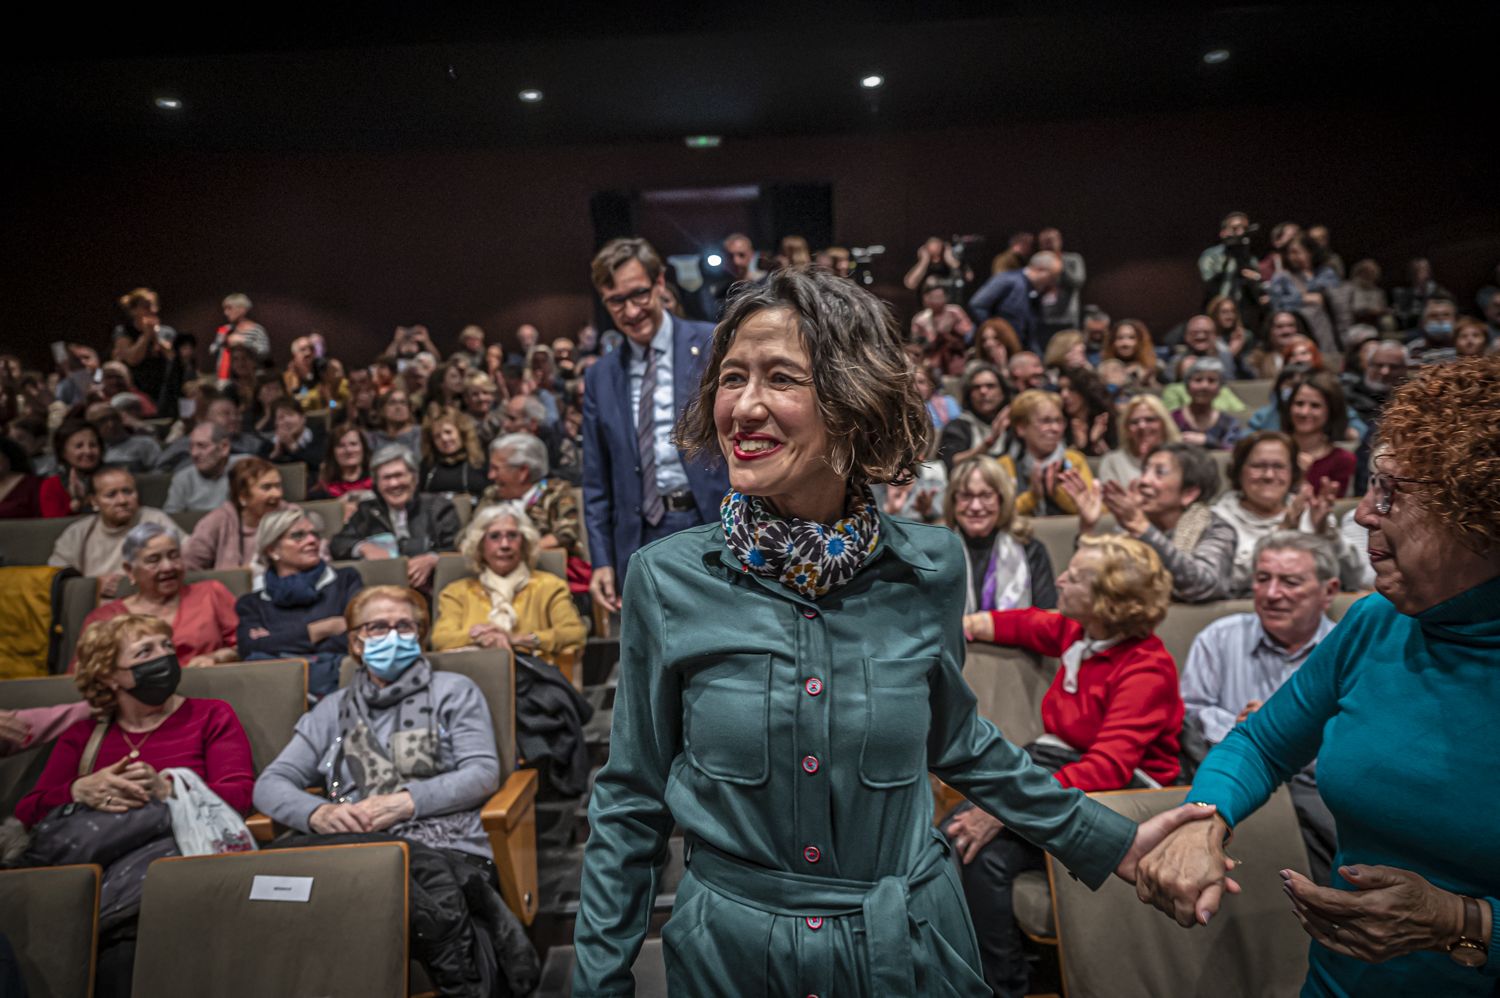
4 2 1492 153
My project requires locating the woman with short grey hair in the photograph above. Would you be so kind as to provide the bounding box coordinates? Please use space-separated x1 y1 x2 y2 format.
72 520 240 670
330 445 460 590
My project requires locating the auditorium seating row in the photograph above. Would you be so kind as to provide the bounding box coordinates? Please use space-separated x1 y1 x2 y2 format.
45 548 578 683
0 649 537 998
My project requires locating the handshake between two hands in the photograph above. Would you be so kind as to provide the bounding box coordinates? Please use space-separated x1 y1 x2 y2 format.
1117 803 1472 964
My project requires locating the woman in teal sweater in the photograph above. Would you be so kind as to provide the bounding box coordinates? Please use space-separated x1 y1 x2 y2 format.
571 268 1215 996
1139 356 1500 996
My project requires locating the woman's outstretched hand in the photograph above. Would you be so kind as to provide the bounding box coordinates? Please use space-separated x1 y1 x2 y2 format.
1282 865 1469 963
1131 806 1241 927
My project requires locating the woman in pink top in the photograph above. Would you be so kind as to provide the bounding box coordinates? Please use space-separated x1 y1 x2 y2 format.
73 521 238 671
184 456 300 572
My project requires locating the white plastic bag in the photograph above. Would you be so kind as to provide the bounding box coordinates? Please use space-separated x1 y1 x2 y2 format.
163 767 257 856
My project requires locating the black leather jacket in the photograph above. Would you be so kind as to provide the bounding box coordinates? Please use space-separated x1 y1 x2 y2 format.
329 493 460 560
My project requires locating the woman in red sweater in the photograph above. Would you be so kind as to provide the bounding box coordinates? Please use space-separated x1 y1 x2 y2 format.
951 533 1183 998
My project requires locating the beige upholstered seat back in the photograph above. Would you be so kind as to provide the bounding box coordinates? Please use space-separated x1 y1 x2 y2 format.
273 462 307 502
1048 786 1311 998
132 843 409 998
1157 599 1255 670
176 659 308 773
0 516 81 567
961 645 1056 747
0 675 81 817
0 864 100 998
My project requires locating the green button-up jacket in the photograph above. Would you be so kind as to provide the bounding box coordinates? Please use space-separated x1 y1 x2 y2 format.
574 514 1136 995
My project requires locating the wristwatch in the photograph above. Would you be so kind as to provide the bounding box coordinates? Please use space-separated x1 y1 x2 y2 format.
1448 895 1488 968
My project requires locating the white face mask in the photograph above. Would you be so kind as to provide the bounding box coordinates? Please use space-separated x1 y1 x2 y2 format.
179 399 196 420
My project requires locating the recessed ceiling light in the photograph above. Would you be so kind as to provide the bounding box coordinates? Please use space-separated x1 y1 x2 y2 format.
154 97 182 110
860 74 884 89
518 89 543 103
1203 49 1231 65
706 253 724 267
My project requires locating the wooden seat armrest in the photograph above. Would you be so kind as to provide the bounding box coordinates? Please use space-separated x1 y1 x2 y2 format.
481 768 538 835
245 812 279 843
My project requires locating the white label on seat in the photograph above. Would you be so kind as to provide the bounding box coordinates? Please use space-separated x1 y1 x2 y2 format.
249 875 314 902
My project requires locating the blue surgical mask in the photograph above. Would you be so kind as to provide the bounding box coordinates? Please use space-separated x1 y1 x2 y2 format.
1423 321 1454 340
362 630 422 680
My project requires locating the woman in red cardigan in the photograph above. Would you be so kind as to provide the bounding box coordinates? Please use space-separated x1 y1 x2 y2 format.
952 533 1184 998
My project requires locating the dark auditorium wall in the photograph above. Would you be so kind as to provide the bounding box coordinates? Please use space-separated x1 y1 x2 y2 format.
5 103 1496 368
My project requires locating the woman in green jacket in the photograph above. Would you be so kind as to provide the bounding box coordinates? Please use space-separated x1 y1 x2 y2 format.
572 267 1217 996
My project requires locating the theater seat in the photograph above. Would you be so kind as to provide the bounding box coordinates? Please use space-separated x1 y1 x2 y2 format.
1047 786 1310 998
299 497 348 535
134 471 172 509
0 674 82 817
335 649 539 925
1328 590 1368 622
1228 378 1273 415
274 462 307 502
962 644 1056 747
132 843 410 998
0 515 81 568
1030 517 1081 579
0 863 100 998
339 557 412 588
1157 599 1255 669
177 659 308 771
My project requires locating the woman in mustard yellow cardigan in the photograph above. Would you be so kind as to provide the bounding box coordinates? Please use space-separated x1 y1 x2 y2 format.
997 389 1093 516
430 501 585 667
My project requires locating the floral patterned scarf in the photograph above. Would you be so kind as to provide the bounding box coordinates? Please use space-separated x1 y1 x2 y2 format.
720 487 881 600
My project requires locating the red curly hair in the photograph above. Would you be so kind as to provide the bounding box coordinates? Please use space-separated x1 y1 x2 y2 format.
1377 355 1500 550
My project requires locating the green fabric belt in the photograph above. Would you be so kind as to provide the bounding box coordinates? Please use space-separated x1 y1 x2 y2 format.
685 831 953 994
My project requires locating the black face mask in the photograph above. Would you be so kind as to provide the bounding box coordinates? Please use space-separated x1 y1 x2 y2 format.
125 654 181 707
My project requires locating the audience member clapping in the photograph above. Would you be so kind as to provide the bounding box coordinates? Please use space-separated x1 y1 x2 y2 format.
1055 366 1115 457
945 456 1056 610
235 508 361 697
49 467 176 595
1209 431 1364 596
1066 442 1234 602
937 363 1012 470
956 534 1182 996
74 522 239 670
431 503 585 667
330 444 459 590
998 389 1092 516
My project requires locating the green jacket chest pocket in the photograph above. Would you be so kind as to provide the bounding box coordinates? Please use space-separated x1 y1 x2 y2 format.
682 653 772 785
860 656 936 788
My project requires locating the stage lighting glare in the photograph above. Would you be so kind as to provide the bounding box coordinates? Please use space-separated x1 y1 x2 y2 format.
518 89 544 103
706 253 724 267
1203 49 1231 65
860 74 884 89
155 97 182 110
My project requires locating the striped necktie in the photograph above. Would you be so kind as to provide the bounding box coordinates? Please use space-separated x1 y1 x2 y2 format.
637 346 665 526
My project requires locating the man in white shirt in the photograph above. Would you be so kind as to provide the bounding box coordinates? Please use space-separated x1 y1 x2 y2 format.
1180 530 1341 882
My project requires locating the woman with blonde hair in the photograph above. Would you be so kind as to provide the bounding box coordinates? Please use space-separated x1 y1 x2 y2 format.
419 407 487 496
945 456 1056 610
1042 329 1088 375
997 389 1093 516
957 533 1183 995
1102 318 1160 390
1097 394 1181 486
430 502 585 667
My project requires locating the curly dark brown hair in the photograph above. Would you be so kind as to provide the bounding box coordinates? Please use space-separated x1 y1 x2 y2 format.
1377 355 1500 550
675 266 930 487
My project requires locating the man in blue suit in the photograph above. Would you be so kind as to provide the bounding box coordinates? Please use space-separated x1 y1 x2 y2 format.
966 251 1063 354
583 238 729 612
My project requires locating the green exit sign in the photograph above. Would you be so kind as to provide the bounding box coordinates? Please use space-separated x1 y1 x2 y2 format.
684 135 722 149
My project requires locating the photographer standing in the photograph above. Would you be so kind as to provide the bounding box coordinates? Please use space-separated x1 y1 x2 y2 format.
903 236 973 299
1197 212 1265 319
